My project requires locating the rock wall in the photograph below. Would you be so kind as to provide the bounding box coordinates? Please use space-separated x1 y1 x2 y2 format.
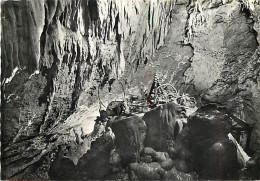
126 0 260 151
1 0 260 179
1 0 175 179
1 0 174 146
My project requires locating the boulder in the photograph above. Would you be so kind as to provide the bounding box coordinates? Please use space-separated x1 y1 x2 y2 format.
143 102 186 151
49 148 77 180
153 152 169 162
110 115 146 165
172 159 189 173
77 134 114 179
179 104 241 179
128 162 165 180
160 159 175 171
187 105 232 146
140 155 153 163
142 147 157 156
202 139 238 179
130 148 175 179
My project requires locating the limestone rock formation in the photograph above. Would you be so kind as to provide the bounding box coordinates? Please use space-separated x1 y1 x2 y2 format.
1 0 175 178
76 133 115 180
1 0 260 180
143 102 186 151
110 115 147 165
48 146 78 180
173 104 241 179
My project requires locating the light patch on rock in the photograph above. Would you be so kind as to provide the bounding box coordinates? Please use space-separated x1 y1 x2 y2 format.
4 67 19 84
228 133 250 167
29 70 40 79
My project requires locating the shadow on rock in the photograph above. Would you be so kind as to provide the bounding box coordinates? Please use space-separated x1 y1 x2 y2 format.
239 150 260 179
171 104 241 179
48 146 78 180
49 133 115 180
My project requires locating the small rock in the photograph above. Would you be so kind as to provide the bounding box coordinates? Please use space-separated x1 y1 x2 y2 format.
153 152 169 162
110 115 146 165
160 158 175 171
140 155 153 163
128 162 165 180
142 147 156 156
173 159 189 173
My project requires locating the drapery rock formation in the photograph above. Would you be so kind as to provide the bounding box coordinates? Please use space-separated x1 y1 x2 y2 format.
110 115 147 165
143 102 186 151
1 0 260 180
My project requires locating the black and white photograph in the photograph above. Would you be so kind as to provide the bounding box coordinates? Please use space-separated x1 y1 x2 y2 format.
1 0 260 180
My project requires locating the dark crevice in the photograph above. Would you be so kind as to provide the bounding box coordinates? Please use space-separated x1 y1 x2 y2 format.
184 4 194 39
252 29 259 47
88 0 99 21
144 57 148 65
240 4 259 47
58 12 64 25
107 2 113 40
114 13 119 32
148 4 151 29
98 20 102 38
69 44 77 74
103 20 107 43
86 50 92 66
135 5 139 14
71 63 82 111
76 42 81 63
153 30 157 44
70 7 78 32
135 59 140 72
108 78 116 92
38 44 58 108
81 0 90 33
39 6 48 70
240 4 251 18
64 6 68 26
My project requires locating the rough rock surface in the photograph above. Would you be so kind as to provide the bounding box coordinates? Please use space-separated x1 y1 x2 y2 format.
110 115 147 165
76 133 115 180
49 131 115 180
173 104 241 179
1 0 260 179
130 0 260 152
128 161 194 180
1 0 175 178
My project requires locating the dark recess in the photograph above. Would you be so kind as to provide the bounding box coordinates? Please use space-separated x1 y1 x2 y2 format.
88 0 99 21
240 4 251 18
